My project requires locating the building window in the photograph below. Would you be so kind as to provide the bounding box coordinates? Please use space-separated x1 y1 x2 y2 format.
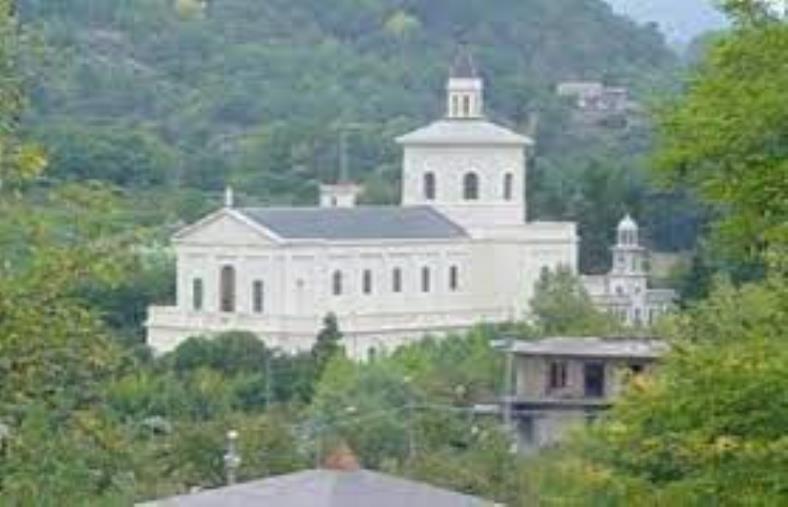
548 361 568 390
462 95 471 116
421 266 431 293
220 265 236 313
192 278 204 311
449 265 459 291
363 269 373 295
332 270 343 296
463 172 479 200
392 268 402 293
503 173 514 201
584 363 606 398
424 172 436 200
252 280 264 314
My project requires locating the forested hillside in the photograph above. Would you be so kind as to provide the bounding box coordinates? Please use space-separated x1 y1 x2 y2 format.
19 0 694 270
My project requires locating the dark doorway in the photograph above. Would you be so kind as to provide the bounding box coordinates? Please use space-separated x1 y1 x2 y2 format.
584 363 605 398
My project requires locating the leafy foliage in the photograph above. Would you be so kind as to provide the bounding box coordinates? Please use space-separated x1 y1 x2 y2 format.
653 12 788 261
530 266 620 335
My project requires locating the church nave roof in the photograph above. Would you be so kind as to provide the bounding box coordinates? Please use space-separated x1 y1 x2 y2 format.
238 206 468 241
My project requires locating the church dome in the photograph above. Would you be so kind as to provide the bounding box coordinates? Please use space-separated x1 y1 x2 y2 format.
618 214 638 231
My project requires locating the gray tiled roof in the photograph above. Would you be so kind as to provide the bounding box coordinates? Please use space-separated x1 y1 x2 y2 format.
396 119 532 146
239 206 468 241
138 469 495 507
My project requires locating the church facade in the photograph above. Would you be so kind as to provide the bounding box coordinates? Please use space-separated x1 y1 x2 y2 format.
146 54 579 358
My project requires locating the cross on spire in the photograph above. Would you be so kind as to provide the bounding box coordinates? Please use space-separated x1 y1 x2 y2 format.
450 43 478 79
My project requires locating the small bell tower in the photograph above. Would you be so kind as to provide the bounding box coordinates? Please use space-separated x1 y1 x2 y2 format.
446 46 484 119
612 215 646 276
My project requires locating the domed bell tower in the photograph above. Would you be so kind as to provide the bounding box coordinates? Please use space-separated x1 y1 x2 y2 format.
608 215 649 324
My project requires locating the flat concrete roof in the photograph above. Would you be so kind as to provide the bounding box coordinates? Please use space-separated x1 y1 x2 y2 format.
503 337 668 360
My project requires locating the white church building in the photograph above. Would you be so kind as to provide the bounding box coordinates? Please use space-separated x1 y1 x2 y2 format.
146 52 582 357
582 215 677 326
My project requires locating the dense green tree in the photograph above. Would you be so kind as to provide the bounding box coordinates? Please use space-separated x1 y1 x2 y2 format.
170 331 269 376
0 5 135 500
311 313 344 381
653 4 788 262
529 266 620 335
32 122 178 188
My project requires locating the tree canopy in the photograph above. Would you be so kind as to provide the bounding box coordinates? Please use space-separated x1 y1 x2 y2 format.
653 8 788 261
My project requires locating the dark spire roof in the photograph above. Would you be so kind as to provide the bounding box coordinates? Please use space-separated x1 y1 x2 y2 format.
450 45 478 79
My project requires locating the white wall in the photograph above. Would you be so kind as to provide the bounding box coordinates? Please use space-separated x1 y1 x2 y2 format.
401 145 526 228
149 212 578 356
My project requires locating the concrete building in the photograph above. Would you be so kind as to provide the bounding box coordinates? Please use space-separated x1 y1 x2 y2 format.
500 337 667 454
146 50 579 357
556 81 630 113
583 215 677 326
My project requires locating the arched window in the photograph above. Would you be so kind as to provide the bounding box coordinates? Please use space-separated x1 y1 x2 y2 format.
423 172 436 200
421 266 431 293
463 172 479 200
332 270 343 296
503 173 514 201
192 278 204 311
363 269 373 295
449 265 459 292
392 268 402 293
220 265 236 313
252 280 264 314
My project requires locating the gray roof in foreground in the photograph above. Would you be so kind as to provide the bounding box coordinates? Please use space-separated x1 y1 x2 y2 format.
239 206 468 241
506 337 668 359
138 469 495 507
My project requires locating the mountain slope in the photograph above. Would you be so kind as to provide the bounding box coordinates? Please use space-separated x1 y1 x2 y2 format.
22 0 675 194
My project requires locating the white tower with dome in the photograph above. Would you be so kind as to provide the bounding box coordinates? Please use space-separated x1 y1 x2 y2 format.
583 215 677 326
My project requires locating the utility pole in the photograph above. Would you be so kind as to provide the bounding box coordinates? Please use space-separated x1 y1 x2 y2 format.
336 123 364 183
265 352 272 408
339 130 349 184
223 430 241 486
503 336 514 431
403 376 415 463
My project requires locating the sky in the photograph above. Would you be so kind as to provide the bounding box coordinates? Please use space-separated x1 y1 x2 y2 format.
605 0 728 46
